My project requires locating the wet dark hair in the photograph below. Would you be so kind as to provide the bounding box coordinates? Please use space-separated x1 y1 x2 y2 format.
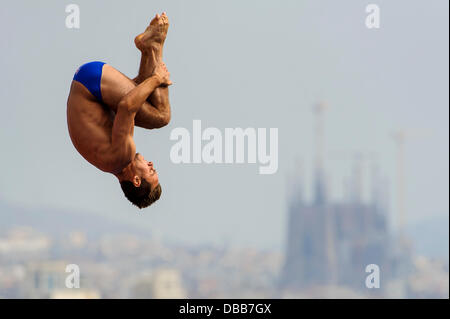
120 179 162 209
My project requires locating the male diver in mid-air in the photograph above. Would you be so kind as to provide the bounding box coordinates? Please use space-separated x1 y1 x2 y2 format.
67 13 171 208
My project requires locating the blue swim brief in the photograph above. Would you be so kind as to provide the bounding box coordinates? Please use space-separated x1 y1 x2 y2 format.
73 61 106 102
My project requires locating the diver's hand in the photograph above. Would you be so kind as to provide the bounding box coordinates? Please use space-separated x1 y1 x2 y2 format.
154 62 172 86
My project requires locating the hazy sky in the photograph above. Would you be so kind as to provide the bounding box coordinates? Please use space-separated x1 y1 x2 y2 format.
0 0 448 250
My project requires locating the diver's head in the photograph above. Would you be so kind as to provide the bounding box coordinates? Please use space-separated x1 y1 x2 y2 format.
118 153 162 208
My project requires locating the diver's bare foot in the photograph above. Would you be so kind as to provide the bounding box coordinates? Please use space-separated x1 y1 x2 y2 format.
134 12 169 59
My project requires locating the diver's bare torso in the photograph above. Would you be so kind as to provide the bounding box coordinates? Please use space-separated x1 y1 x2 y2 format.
67 79 130 174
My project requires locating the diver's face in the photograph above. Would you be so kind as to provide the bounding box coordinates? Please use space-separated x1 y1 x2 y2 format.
134 153 159 188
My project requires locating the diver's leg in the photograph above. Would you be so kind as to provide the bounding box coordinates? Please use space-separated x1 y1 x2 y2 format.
132 12 171 128
100 13 171 129
133 49 170 125
133 12 168 81
101 64 170 129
